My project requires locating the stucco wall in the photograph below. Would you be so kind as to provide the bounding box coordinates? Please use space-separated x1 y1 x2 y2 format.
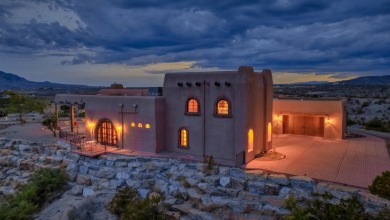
55 94 164 153
273 99 346 139
163 67 272 165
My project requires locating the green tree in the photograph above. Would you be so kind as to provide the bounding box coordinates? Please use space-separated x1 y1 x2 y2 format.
42 114 57 137
5 91 47 125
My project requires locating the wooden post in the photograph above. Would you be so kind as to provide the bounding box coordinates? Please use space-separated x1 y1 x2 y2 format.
70 104 75 132
55 103 59 130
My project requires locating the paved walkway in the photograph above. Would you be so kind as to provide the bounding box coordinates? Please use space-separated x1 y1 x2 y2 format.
245 134 390 188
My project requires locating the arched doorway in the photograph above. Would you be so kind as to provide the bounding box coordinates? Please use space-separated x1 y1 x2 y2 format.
96 119 118 146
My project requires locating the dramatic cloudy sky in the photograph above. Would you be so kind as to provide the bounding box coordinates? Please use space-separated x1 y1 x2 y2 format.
0 0 389 86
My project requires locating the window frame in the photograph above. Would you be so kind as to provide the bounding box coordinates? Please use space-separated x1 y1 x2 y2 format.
185 97 201 116
178 127 189 149
214 97 233 118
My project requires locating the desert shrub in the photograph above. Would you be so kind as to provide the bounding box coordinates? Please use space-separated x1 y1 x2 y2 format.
369 171 390 200
361 101 371 108
0 168 68 220
347 119 356 126
284 193 367 220
365 118 389 132
0 110 7 117
203 155 215 175
107 187 164 220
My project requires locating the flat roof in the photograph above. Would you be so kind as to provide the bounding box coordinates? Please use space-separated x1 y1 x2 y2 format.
274 97 344 101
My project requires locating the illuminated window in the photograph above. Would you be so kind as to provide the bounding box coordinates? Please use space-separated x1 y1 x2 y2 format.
179 128 188 147
187 98 199 113
130 122 135 127
248 129 254 152
145 124 150 129
138 123 143 128
267 122 272 142
216 99 229 115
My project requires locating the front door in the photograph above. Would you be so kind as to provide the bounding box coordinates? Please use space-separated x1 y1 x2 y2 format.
96 120 118 146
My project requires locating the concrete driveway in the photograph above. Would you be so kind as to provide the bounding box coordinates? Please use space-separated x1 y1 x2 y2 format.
245 134 390 188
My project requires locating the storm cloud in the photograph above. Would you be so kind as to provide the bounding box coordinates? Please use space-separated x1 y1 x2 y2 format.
0 0 389 83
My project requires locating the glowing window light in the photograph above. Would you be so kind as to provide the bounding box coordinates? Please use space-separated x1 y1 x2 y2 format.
145 124 151 129
217 99 229 115
138 123 143 128
267 122 272 142
179 128 188 147
187 98 199 113
130 122 135 127
248 129 254 152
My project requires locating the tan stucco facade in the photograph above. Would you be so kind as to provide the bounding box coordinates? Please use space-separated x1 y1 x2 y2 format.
55 66 273 166
273 99 346 139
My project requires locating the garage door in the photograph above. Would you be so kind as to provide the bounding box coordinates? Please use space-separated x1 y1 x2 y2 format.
292 116 324 137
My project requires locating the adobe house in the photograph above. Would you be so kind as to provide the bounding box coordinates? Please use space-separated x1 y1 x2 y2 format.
55 66 273 166
55 66 346 166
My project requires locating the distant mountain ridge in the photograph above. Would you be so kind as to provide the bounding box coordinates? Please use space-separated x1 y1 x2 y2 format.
0 70 91 90
337 75 390 85
279 75 390 85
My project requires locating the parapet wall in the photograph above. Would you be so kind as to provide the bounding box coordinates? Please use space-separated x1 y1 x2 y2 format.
0 138 388 218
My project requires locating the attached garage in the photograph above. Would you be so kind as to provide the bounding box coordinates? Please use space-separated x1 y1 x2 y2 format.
274 98 346 140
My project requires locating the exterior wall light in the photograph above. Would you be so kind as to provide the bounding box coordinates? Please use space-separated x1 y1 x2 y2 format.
195 82 201 87
215 82 221 86
177 82 183 87
186 82 192 87
88 122 95 139
326 117 331 125
225 82 231 87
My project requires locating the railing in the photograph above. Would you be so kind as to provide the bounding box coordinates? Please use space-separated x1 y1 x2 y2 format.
59 130 86 150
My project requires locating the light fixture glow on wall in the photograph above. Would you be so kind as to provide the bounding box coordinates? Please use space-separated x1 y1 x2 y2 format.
88 122 95 139
326 117 331 125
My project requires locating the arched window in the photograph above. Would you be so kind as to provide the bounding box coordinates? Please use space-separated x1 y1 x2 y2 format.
187 98 199 113
130 122 135 127
248 129 254 152
138 123 143 128
96 119 117 146
216 99 230 115
179 128 188 148
145 124 151 129
267 122 272 142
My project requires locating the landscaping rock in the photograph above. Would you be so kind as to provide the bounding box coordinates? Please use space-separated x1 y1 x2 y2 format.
219 176 231 187
70 185 84 196
82 187 96 197
290 176 315 190
76 174 91 185
268 174 290 186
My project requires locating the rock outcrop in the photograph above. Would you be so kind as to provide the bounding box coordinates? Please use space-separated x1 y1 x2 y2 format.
0 137 389 219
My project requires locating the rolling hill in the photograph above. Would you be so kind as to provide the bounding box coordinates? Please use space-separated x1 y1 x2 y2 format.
0 71 91 90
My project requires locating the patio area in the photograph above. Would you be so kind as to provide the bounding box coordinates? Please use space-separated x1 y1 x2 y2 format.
245 133 390 188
